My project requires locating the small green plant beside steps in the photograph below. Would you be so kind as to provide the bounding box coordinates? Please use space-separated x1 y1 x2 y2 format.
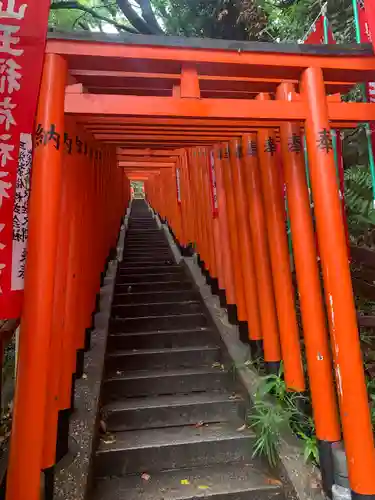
248 364 318 467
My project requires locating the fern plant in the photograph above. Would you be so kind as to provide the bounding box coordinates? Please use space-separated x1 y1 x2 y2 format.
344 165 375 243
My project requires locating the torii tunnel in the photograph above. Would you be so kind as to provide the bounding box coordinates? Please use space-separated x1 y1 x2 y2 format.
6 32 375 500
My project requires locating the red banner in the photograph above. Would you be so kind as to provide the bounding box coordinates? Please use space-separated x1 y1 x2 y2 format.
0 1 50 319
304 15 335 44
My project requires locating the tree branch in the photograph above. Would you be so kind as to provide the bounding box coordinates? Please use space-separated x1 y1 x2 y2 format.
136 0 164 34
116 0 162 34
50 1 139 33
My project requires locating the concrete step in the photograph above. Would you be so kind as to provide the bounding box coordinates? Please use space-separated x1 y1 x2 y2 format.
123 245 172 251
102 367 231 402
124 240 167 247
128 223 157 227
106 327 216 350
118 265 181 275
122 256 177 263
94 423 256 476
109 313 208 333
115 280 193 293
125 236 165 243
112 290 199 305
123 247 170 253
124 241 169 247
127 229 161 233
116 273 189 284
121 252 174 260
111 301 202 319
105 345 221 373
102 392 244 432
124 239 166 246
124 239 168 244
92 463 284 500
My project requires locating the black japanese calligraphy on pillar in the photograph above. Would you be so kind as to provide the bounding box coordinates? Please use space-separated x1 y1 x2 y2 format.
76 136 83 154
236 143 243 159
64 132 72 154
35 123 60 150
35 123 45 146
316 128 333 153
288 133 302 154
264 136 277 156
247 140 257 157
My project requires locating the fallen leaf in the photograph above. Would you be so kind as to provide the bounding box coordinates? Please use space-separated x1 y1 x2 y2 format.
181 480 190 485
237 424 246 432
198 485 210 490
211 362 221 368
266 478 282 486
229 393 241 400
116 370 123 375
102 434 116 444
100 420 107 434
310 479 321 489
141 473 151 481
194 421 204 428
82 373 88 380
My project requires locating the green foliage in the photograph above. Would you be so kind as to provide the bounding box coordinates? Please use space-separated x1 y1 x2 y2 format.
249 400 292 467
131 181 145 198
50 0 104 31
261 0 320 42
152 0 269 40
366 378 375 427
248 364 318 467
48 0 358 45
344 165 375 242
297 431 319 463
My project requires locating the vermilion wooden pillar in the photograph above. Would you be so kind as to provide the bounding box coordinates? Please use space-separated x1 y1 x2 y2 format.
181 151 195 248
213 145 236 308
59 130 85 412
229 138 261 344
220 143 247 325
199 148 218 284
197 149 213 275
276 82 341 494
241 133 281 366
256 93 304 391
209 149 225 296
189 149 206 265
301 67 375 498
195 149 211 273
177 156 188 248
42 124 75 469
7 54 68 500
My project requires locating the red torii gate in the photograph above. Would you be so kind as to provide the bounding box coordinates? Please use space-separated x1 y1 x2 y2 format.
5 31 375 500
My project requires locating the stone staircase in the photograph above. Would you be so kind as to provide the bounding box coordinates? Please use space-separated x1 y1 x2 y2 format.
91 199 285 500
